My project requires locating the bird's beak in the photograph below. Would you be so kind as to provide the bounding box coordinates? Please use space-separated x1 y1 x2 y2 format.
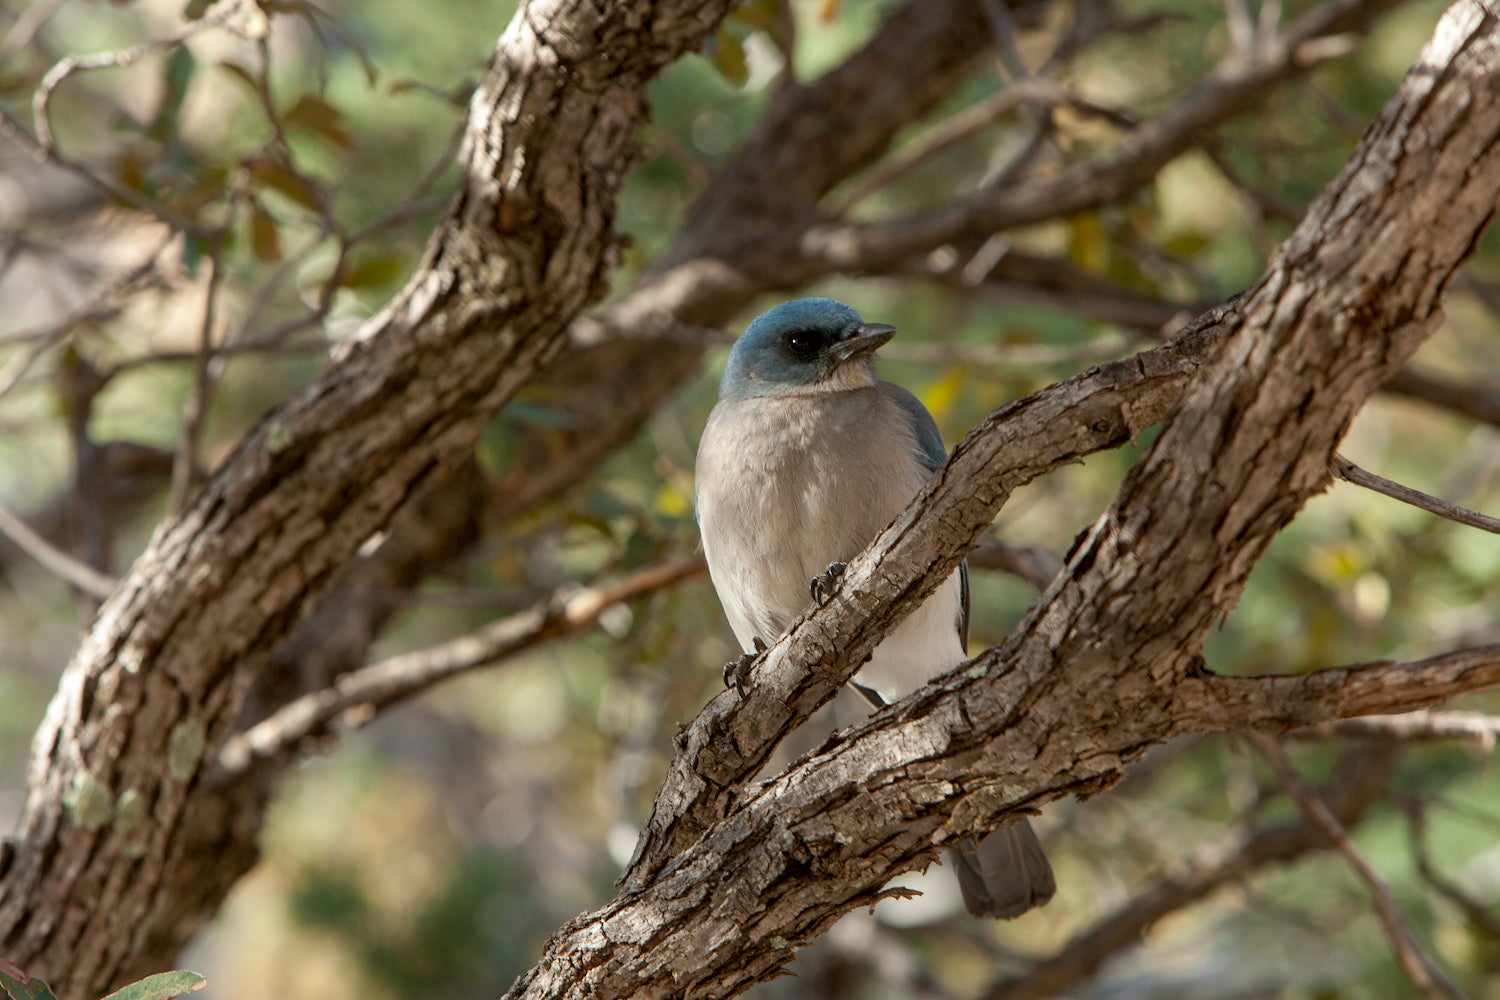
829 323 896 364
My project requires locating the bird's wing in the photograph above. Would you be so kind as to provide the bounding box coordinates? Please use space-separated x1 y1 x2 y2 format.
878 381 970 648
878 381 948 472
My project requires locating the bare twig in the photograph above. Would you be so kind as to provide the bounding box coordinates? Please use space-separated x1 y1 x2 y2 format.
0 108 206 236
1248 733 1467 1000
1333 454 1500 535
968 539 1063 590
32 0 257 150
988 745 1397 1000
0 500 116 599
0 233 174 399
1405 804 1500 941
216 555 707 775
1384 369 1500 428
169 251 224 513
1291 710 1500 748
804 0 1410 273
828 90 1032 216
0 0 67 61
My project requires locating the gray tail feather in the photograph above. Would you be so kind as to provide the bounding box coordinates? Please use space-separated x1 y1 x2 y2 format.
949 820 1056 919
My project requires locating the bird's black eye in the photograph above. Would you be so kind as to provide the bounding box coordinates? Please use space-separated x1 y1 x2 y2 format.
785 331 817 357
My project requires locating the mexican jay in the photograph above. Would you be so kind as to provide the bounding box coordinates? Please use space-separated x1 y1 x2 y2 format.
694 297 1055 919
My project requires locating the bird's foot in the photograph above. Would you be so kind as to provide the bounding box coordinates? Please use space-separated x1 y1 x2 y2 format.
810 562 847 605
722 636 768 697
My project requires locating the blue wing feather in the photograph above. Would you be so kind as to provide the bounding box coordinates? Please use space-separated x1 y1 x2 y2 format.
878 382 948 471
878 381 970 648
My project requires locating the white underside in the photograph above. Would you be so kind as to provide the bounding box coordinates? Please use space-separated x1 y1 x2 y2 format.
697 386 966 699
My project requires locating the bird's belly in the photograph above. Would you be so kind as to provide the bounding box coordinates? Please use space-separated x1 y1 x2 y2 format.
697 389 943 667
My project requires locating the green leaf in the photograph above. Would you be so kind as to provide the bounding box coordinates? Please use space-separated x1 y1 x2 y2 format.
99 971 207 1000
0 959 59 1000
339 253 405 290
149 46 197 141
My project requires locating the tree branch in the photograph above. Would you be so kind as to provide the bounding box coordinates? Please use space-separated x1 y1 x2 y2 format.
1291 709 1500 745
800 0 1412 274
504 6 1500 993
1334 454 1500 534
216 556 706 775
1248 734 1464 1000
989 744 1399 1000
0 0 737 993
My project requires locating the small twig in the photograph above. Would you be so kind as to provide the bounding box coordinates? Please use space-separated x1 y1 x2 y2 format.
1291 709 1500 749
880 334 1133 368
1333 454 1500 535
0 107 206 236
0 499 116 599
1247 733 1468 1000
216 555 707 775
1384 368 1500 430
169 251 224 513
827 90 1028 215
979 0 1032 83
968 539 1063 591
31 0 255 151
0 233 173 399
0 0 67 61
1405 803 1500 942
987 745 1397 1000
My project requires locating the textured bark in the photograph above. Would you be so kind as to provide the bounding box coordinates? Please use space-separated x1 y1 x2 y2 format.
0 3 1006 985
504 5 1500 996
0 1 734 995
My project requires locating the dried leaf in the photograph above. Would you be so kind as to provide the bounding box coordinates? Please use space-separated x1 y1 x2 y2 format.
283 93 356 151
249 202 282 262
706 31 748 87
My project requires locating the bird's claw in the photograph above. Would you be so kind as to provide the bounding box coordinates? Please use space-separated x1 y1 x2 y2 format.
810 562 847 605
722 636 768 697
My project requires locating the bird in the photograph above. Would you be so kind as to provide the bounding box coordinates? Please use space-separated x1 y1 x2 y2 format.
694 296 1055 920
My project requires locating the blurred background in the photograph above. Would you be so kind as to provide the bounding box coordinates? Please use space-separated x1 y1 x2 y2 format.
1 0 1498 996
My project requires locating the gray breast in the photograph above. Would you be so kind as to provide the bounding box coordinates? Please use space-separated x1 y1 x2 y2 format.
696 387 928 645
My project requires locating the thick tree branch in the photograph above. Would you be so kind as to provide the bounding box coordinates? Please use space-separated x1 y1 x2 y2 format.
0 2 1023 981
0 0 737 993
506 6 1500 995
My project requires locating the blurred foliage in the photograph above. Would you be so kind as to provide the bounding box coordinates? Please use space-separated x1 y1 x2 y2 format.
1 959 205 1000
2 0 1499 998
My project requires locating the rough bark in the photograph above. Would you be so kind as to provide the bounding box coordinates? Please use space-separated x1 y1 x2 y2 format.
504 5 1500 996
0 1 735 994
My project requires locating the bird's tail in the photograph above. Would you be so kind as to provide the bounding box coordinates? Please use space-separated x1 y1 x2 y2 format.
949 820 1055 919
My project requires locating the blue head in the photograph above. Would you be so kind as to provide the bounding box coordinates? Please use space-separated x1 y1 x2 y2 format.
718 298 896 401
